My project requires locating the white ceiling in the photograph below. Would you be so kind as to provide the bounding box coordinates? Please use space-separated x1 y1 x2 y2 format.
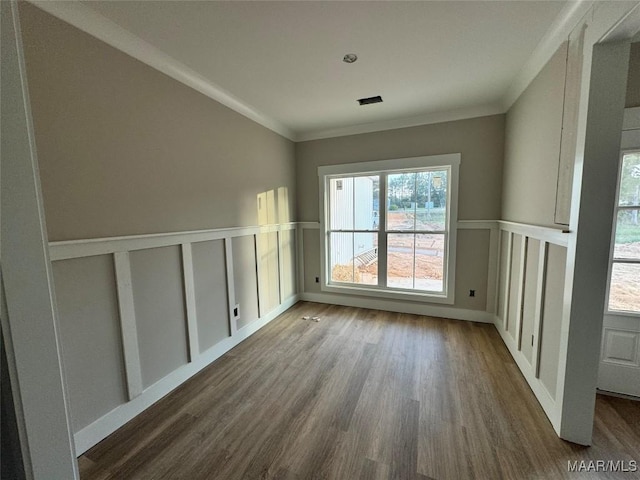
43 1 580 140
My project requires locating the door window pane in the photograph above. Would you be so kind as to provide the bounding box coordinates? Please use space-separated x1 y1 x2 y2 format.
619 153 640 207
414 234 445 292
415 170 448 231
613 209 640 260
608 263 640 313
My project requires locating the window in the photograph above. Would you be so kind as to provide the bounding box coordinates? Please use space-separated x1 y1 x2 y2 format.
607 150 640 314
319 154 459 304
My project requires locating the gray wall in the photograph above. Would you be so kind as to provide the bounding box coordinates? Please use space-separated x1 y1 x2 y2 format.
296 115 504 310
19 3 299 449
296 115 504 223
19 2 296 241
502 43 568 227
626 42 640 108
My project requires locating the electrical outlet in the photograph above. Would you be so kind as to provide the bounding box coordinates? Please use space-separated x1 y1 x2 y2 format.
469 289 475 297
315 276 320 283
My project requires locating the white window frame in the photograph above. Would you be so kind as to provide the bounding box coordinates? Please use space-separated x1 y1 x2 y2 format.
318 154 460 304
604 123 640 317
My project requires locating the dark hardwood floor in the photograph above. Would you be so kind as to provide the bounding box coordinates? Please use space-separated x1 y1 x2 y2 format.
79 302 640 479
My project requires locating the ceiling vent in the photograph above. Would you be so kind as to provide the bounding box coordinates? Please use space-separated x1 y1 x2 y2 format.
357 96 383 106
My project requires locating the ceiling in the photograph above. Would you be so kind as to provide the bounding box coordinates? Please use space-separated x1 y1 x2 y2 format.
44 1 580 140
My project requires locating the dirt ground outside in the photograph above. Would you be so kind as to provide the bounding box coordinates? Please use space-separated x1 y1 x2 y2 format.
609 242 640 312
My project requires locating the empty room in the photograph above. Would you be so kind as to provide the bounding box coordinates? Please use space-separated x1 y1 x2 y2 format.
2 1 640 479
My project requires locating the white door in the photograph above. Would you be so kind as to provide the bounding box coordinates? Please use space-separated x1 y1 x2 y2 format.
598 112 640 398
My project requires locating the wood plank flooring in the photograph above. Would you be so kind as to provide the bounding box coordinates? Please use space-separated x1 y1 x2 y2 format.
79 302 640 479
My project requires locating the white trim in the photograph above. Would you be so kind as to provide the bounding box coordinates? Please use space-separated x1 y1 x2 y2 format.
317 154 460 177
301 220 497 231
224 238 238 336
498 220 569 247
532 241 549 377
515 237 528 350
49 223 297 261
28 1 294 141
486 224 500 314
277 231 285 304
319 284 453 305
457 220 496 230
181 243 200 362
318 154 460 305
622 106 640 131
299 292 494 324
113 252 143 401
297 103 504 142
502 0 593 111
254 234 265 318
621 129 640 150
557 2 640 445
502 232 514 332
1 2 78 477
295 225 305 295
73 294 299 455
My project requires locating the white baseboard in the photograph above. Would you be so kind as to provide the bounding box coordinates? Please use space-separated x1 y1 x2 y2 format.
299 292 494 323
73 294 299 455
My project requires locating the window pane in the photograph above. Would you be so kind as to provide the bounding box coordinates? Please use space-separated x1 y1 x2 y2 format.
354 176 380 230
387 233 415 289
608 263 640 313
329 232 354 283
329 177 353 230
619 153 640 207
353 233 378 285
415 170 447 231
613 209 640 260
387 172 416 231
414 234 445 292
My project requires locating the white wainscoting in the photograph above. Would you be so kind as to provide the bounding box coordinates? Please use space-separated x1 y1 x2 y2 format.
51 219 572 455
297 220 500 323
493 220 570 430
49 223 298 455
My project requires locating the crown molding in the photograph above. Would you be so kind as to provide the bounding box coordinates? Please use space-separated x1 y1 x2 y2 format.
296 102 505 142
502 0 594 112
29 1 296 141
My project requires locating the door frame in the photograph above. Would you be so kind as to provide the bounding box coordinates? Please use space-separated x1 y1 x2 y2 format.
557 3 640 445
598 111 640 397
1 1 79 478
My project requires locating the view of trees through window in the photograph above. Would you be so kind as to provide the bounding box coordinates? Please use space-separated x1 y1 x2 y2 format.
327 168 449 293
608 152 640 313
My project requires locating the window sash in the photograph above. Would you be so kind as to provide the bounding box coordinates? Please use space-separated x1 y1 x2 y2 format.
325 168 450 294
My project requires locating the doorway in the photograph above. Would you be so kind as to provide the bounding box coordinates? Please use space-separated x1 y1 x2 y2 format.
599 109 640 398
